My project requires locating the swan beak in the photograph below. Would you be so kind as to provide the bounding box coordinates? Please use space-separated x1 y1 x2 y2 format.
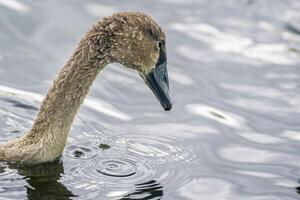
143 62 172 111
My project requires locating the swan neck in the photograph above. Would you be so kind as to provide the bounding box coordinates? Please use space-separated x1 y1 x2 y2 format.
25 34 108 153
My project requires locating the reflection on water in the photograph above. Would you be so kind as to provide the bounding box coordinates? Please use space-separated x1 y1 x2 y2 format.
172 23 299 65
285 23 300 36
219 145 279 163
18 161 75 200
0 0 30 13
0 161 75 200
186 104 242 128
1 0 300 199
120 180 163 200
296 181 300 195
2 98 38 111
179 177 234 200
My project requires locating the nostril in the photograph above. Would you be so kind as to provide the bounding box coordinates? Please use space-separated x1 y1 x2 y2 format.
163 75 167 84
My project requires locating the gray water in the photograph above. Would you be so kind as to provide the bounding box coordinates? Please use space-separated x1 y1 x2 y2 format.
0 0 300 199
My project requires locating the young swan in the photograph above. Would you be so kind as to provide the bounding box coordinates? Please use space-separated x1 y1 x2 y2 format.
0 12 172 164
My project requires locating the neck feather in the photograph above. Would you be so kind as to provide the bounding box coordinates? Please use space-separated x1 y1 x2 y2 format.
24 32 109 152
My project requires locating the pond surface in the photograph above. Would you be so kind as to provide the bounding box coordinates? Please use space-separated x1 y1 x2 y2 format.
0 0 300 199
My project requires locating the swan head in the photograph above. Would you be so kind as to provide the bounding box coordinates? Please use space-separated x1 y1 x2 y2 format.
94 12 172 111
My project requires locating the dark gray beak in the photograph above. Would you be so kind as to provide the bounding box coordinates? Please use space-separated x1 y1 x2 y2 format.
143 59 172 111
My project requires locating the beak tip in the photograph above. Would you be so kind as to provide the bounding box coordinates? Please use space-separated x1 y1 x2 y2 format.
163 102 172 111
164 107 172 111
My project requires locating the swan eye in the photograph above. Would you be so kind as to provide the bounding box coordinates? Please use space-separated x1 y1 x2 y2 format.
158 41 163 49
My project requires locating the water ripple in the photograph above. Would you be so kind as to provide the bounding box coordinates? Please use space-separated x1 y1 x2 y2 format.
296 181 300 195
118 134 197 166
120 180 163 200
97 158 137 177
1 0 300 199
0 163 26 199
64 156 155 193
60 131 196 199
0 0 30 13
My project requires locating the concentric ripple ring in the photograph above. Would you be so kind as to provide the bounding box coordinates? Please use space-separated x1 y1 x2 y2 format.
97 158 137 177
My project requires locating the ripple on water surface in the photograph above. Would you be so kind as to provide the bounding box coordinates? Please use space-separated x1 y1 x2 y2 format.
62 131 196 199
63 155 157 199
124 134 196 163
0 163 26 199
97 158 137 177
1 0 300 199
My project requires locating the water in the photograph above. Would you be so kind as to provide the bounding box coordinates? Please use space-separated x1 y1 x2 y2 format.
0 0 300 199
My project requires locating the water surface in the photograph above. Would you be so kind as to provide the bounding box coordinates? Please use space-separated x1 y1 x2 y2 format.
0 0 300 199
